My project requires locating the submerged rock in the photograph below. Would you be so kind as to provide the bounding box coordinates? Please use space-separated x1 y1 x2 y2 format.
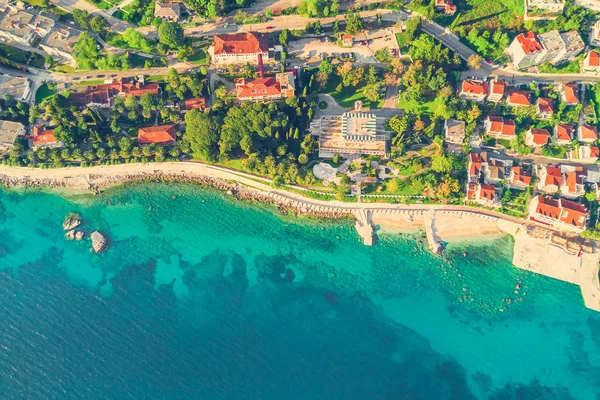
63 213 82 231
65 230 76 240
75 231 85 241
90 231 108 253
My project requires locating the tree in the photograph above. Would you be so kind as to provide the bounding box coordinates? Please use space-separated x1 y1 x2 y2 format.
345 13 364 35
158 22 184 49
73 33 100 70
363 83 382 102
184 110 219 161
318 57 334 77
431 154 452 174
279 29 289 46
405 16 421 42
234 10 248 24
467 54 483 70
72 9 90 30
90 15 109 34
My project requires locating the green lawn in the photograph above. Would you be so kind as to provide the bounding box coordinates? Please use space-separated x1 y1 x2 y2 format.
146 75 166 82
187 48 208 65
74 79 105 86
538 56 582 74
395 32 410 47
35 84 57 104
54 64 76 73
323 75 379 109
0 43 45 68
397 97 437 115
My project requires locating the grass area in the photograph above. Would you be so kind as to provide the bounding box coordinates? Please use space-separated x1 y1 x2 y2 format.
54 64 76 74
84 0 114 10
129 54 167 69
381 177 422 195
74 79 105 86
395 32 410 48
0 43 45 68
146 74 166 82
187 48 208 65
538 56 582 74
501 188 530 218
35 84 57 104
323 75 378 109
397 97 437 115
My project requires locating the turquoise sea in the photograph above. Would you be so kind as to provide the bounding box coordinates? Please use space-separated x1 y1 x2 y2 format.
0 181 599 399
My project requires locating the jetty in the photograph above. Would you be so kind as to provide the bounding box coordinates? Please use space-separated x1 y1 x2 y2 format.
355 208 374 245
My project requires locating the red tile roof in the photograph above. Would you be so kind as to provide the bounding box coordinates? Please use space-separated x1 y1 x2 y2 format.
487 116 515 136
468 152 486 176
562 84 579 104
490 79 505 95
537 97 553 114
213 32 269 55
184 97 206 110
529 128 550 145
435 0 456 12
535 196 561 219
461 80 487 96
544 166 562 186
137 124 176 144
511 166 531 185
236 77 282 99
564 171 584 193
516 32 543 55
479 184 496 201
68 78 158 107
559 199 587 227
508 90 532 106
591 146 600 158
32 129 57 145
580 125 598 140
555 124 574 141
587 51 600 67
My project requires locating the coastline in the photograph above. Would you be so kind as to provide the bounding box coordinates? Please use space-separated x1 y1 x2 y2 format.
0 161 599 312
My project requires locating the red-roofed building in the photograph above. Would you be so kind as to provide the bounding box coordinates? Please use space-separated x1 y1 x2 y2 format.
578 125 598 143
561 168 586 198
509 166 532 189
235 72 295 101
526 128 550 147
183 97 206 111
560 83 579 105
487 79 505 102
210 32 269 64
29 124 62 148
485 116 515 139
507 90 532 107
467 151 487 182
583 51 600 73
468 183 500 206
536 97 553 119
507 32 544 69
137 124 177 145
528 195 588 231
537 165 562 192
68 77 159 108
435 0 456 14
459 79 487 102
579 145 600 160
553 124 575 145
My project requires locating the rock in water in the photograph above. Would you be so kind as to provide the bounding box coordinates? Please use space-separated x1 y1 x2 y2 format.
63 213 82 231
65 230 76 240
90 231 108 253
75 231 85 241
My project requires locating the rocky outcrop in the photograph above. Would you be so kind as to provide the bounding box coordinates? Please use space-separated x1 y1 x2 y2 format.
63 213 82 231
90 231 108 253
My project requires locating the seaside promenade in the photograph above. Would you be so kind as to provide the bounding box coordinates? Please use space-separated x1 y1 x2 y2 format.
0 161 599 312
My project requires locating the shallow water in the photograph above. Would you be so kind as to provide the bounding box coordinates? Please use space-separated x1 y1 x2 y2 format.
0 182 598 400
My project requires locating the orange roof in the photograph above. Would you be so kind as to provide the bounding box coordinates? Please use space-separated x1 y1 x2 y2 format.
479 184 495 201
461 80 487 96
508 90 532 106
467 183 477 199
535 196 561 219
511 166 531 185
184 97 206 110
580 125 598 140
555 124 574 141
559 199 587 227
468 152 486 176
32 129 57 145
588 51 600 67
537 97 553 113
487 116 515 136
236 77 282 98
591 146 600 158
213 32 269 55
562 84 579 104
516 32 543 55
544 166 562 186
529 128 550 145
490 79 505 95
564 171 584 193
137 124 176 144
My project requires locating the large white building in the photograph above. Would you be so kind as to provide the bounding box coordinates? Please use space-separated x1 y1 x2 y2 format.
208 32 270 64
507 30 584 70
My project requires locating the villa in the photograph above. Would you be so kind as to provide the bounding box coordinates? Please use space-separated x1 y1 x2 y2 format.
40 26 83 66
459 80 487 102
560 166 587 198
29 124 61 148
484 157 512 184
486 116 516 139
528 195 589 232
0 75 31 102
154 2 182 21
583 51 600 73
591 20 600 47
68 77 160 108
444 119 466 145
560 83 579 105
435 0 457 14
487 79 506 102
536 97 553 119
509 166 532 189
209 32 270 64
554 124 575 145
467 152 487 182
579 145 600 160
0 120 25 151
467 183 500 207
537 165 563 193
578 125 598 143
507 90 532 107
235 72 295 102
526 128 551 147
137 124 177 145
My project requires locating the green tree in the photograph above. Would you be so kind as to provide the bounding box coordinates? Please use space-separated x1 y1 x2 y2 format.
184 109 219 161
158 22 184 49
345 13 363 35
73 33 100 70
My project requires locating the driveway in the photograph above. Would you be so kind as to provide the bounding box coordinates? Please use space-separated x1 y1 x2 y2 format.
315 94 349 117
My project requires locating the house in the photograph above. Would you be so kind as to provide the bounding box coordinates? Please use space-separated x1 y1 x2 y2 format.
209 32 270 64
509 166 532 189
583 51 600 73
0 75 31 102
553 124 574 145
528 195 588 231
444 118 465 145
467 152 487 182
68 77 160 108
525 0 565 16
459 79 487 102
340 33 353 47
154 2 182 21
591 20 600 47
525 127 550 147
484 157 511 184
537 165 562 192
235 72 295 101
467 183 500 206
487 79 505 102
0 8 54 46
40 27 83 66
29 124 61 148
578 125 598 143
137 124 177 145
0 120 25 151
560 83 579 105
507 90 532 107
310 112 389 158
435 0 457 14
486 116 516 139
559 30 585 63
560 166 586 198
536 97 553 119
579 145 600 160
507 32 544 69
183 97 206 111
